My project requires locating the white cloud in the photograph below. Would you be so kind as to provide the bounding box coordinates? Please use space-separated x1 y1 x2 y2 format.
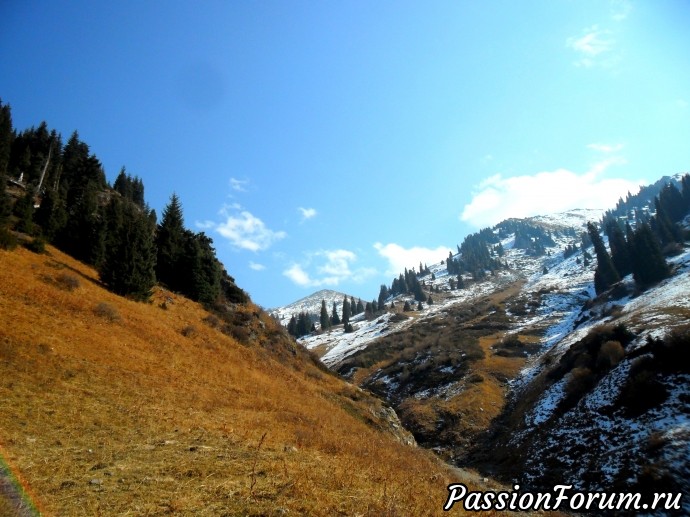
298 207 317 221
284 264 313 287
460 159 643 228
249 261 266 271
374 243 451 276
283 249 375 288
215 207 286 252
587 143 624 153
195 220 215 230
229 177 249 192
567 26 617 68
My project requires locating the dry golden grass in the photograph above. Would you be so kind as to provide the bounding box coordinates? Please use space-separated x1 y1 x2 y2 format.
0 245 501 516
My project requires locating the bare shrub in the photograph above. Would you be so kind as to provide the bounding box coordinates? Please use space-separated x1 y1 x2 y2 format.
202 314 221 329
565 367 595 398
181 325 197 338
56 273 80 292
596 340 624 370
94 302 120 322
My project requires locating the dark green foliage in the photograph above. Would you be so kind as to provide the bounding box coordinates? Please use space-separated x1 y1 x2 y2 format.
24 236 46 254
0 100 13 177
288 312 313 338
155 193 185 290
417 301 423 311
403 300 411 312
427 295 433 305
628 222 669 287
320 299 331 331
342 297 351 326
378 284 389 308
100 201 156 301
587 222 620 294
0 226 18 250
604 220 632 277
344 322 354 333
113 167 145 208
13 189 35 235
180 231 222 304
350 296 356 316
356 298 364 314
331 301 340 325
34 188 67 241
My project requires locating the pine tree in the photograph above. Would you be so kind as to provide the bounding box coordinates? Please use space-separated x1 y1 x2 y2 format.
331 301 340 325
287 315 297 336
320 299 331 331
34 188 67 241
342 297 351 326
13 189 35 235
629 222 669 287
427 295 434 305
605 220 632 277
378 285 389 308
0 100 13 179
356 298 364 314
350 296 356 316
156 193 185 291
403 300 411 311
417 301 423 311
100 201 156 300
587 222 620 294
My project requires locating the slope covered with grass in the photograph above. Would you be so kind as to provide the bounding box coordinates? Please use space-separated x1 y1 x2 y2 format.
0 244 477 516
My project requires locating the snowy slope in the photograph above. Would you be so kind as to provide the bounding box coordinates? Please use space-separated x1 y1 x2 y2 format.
269 288 364 326
300 209 602 366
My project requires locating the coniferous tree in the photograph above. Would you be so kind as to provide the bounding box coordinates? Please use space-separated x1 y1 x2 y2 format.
371 300 378 313
0 100 13 179
156 193 185 290
605 220 632 277
356 298 364 314
403 300 411 311
287 315 297 336
100 201 156 300
629 222 669 287
342 297 351 326
417 300 423 311
378 285 389 307
681 174 690 213
331 301 340 325
14 189 35 234
427 295 434 305
350 296 356 316
587 222 620 294
320 299 331 331
34 188 67 241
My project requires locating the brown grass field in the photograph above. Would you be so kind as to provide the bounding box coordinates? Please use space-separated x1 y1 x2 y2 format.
0 244 506 516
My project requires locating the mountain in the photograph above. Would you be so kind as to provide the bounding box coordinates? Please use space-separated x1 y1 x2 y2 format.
269 288 364 326
296 196 690 512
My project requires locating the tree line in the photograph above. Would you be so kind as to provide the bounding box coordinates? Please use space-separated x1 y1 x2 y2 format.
589 177 690 294
0 99 247 305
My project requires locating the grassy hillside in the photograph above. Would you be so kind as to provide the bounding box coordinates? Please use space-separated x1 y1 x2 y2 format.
0 244 482 516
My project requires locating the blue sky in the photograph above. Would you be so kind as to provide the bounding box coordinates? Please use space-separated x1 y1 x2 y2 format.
1 1 689 308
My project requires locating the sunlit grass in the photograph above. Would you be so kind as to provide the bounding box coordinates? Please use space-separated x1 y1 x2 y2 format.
0 245 484 516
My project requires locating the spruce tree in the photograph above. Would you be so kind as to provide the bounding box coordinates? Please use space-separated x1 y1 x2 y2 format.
350 296 356 316
605 220 632 277
342 297 351 326
100 201 156 300
320 299 331 331
403 300 411 311
629 222 669 287
0 100 13 178
356 298 364 314
156 193 185 291
34 188 67 241
331 301 340 325
587 222 620 294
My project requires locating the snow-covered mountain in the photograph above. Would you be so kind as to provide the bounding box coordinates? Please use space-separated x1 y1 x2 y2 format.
269 288 364 327
288 200 690 508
